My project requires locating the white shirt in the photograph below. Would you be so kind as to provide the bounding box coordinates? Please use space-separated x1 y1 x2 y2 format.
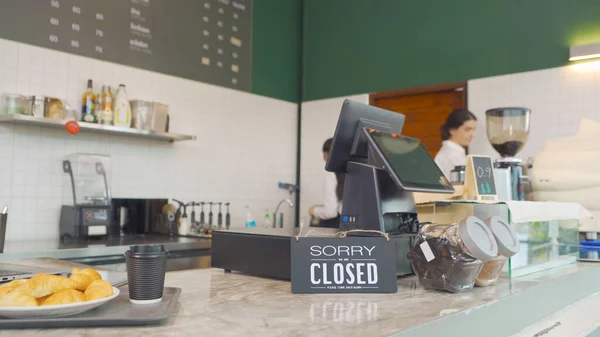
313 172 342 220
434 140 466 180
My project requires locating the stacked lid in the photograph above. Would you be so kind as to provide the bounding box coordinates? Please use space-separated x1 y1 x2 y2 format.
484 216 520 257
458 216 498 262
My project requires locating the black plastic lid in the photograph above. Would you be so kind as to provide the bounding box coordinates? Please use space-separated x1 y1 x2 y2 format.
451 165 465 172
130 244 166 254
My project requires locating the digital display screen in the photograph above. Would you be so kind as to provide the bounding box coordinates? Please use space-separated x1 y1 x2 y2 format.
366 130 454 192
94 211 108 221
86 210 108 221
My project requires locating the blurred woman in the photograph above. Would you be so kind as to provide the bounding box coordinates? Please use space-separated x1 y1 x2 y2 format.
308 138 345 228
434 109 477 179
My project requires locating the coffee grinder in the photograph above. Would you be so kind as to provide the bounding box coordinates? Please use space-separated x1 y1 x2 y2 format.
59 153 114 241
485 107 531 200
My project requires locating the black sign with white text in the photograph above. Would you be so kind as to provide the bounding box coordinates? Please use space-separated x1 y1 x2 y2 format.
472 156 497 195
291 237 398 294
0 0 252 91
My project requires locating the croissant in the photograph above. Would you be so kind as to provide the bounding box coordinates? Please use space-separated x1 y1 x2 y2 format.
0 287 13 296
15 273 76 298
0 288 38 307
84 279 113 301
37 295 50 306
72 268 102 281
41 289 85 306
71 272 95 291
0 279 27 289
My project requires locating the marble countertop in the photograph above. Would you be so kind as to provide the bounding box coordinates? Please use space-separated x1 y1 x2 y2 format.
0 234 211 261
3 259 600 337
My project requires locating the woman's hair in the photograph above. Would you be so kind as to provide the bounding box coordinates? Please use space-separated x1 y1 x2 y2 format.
440 109 477 141
322 138 332 153
322 138 345 202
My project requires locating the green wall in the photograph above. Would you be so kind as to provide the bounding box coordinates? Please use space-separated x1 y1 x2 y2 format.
302 0 600 101
251 0 302 103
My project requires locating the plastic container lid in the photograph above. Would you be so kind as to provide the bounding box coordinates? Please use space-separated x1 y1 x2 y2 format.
125 244 169 259
1 93 25 98
484 216 520 257
458 216 498 262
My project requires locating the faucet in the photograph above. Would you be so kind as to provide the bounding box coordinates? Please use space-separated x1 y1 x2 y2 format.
273 198 294 228
278 182 299 195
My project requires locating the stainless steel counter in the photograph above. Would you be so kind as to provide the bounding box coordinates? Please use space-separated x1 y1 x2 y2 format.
0 235 211 263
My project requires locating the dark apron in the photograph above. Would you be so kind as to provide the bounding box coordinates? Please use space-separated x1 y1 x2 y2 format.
318 214 341 228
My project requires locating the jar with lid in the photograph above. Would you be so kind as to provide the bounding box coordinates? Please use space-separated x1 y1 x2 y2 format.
408 216 498 293
1 93 27 115
26 95 47 117
45 98 64 120
475 216 520 287
450 165 465 185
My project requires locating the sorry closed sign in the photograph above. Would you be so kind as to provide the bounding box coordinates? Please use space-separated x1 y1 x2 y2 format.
291 237 398 294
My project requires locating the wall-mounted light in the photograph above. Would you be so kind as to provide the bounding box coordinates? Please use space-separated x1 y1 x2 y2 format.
569 42 600 61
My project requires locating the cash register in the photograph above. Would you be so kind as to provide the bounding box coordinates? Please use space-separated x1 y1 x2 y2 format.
212 100 454 279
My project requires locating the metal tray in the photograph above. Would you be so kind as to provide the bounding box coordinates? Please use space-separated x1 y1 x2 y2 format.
0 287 181 329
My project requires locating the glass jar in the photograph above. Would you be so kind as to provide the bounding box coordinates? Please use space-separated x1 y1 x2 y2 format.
475 255 506 287
26 95 47 117
1 93 27 115
475 216 520 287
45 97 64 120
408 216 498 293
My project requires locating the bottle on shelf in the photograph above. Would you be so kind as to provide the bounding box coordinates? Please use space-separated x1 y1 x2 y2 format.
113 84 132 127
95 85 105 123
101 85 114 125
263 209 272 228
244 205 256 228
81 79 97 123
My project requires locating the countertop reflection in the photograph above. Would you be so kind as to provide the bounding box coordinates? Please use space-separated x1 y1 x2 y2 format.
0 235 211 261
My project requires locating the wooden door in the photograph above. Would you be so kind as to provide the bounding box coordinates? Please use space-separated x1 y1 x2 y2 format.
370 83 467 157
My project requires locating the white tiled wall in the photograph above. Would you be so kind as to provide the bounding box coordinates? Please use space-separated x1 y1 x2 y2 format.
468 62 600 160
299 94 368 223
0 38 298 241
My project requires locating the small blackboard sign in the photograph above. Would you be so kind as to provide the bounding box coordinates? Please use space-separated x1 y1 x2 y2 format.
290 237 398 294
471 156 497 195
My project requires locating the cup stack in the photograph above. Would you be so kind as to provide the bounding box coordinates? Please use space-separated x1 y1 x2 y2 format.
125 244 169 304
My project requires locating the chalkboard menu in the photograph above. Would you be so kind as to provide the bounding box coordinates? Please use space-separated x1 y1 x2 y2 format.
0 0 252 91
471 156 497 195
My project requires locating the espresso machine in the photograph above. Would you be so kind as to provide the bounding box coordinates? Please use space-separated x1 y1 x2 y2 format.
486 107 531 201
59 153 115 241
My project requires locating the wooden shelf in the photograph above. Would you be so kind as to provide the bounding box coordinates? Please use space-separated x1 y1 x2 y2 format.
0 114 196 142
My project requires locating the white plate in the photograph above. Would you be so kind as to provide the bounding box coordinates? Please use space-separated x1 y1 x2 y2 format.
0 287 120 319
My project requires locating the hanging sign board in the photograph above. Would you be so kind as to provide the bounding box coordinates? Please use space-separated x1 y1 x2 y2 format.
290 237 398 294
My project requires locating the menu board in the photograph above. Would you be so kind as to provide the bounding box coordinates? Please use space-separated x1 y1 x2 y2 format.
0 0 252 91
471 156 497 195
